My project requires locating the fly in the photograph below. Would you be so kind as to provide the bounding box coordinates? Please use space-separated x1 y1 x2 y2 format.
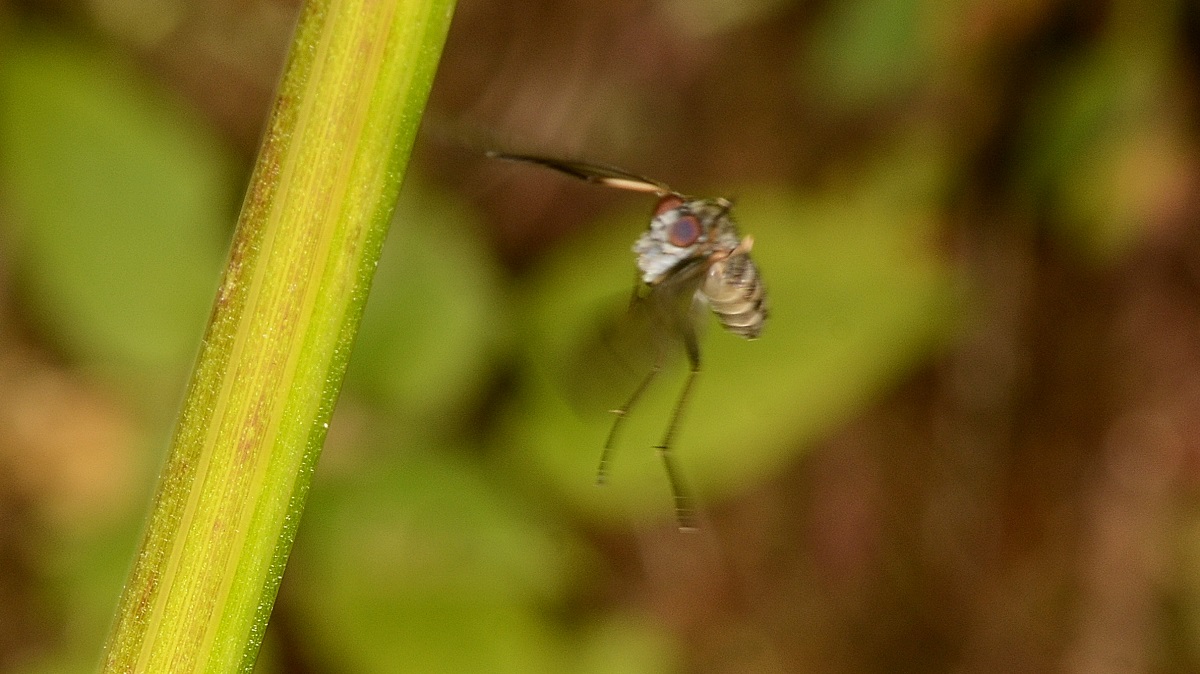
489 151 768 531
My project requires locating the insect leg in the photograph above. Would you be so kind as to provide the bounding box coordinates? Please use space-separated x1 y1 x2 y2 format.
598 362 661 486
598 278 658 486
656 329 701 532
626 270 642 309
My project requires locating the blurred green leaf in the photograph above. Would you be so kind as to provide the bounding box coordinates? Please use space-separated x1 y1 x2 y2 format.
0 28 235 380
506 181 959 527
13 520 142 674
804 0 928 106
291 446 584 673
346 179 503 418
573 613 678 674
1018 45 1187 258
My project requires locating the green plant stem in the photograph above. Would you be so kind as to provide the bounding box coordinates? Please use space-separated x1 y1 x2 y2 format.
99 0 455 671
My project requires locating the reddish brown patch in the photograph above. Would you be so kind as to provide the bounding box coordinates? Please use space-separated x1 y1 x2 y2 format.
653 194 684 216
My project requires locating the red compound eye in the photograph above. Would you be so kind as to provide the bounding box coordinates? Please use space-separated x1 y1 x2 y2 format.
668 214 702 247
653 194 684 216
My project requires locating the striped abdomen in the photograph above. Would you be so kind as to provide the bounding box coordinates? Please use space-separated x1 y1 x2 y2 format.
701 252 767 339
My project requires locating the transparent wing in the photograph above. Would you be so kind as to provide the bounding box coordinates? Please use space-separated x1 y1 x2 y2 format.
555 288 680 417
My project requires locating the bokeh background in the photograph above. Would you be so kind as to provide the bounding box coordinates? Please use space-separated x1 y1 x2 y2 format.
2 0 1200 672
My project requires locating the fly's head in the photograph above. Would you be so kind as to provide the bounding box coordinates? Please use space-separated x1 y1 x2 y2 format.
633 195 743 286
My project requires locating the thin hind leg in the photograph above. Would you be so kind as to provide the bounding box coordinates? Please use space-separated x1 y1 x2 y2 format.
656 330 701 531
598 276 662 486
598 363 661 486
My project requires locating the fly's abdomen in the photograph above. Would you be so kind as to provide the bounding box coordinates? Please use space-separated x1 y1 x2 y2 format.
702 253 767 339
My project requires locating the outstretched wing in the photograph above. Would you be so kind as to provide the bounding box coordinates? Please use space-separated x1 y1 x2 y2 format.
486 151 672 195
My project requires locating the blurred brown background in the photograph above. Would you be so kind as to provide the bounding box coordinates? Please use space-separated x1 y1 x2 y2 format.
3 0 1200 672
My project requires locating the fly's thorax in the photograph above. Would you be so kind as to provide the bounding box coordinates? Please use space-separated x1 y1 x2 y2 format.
633 196 741 285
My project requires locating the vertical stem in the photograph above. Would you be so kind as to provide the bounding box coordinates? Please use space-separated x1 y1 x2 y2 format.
99 0 456 671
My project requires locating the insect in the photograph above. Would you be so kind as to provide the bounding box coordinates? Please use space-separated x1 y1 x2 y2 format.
489 151 767 531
